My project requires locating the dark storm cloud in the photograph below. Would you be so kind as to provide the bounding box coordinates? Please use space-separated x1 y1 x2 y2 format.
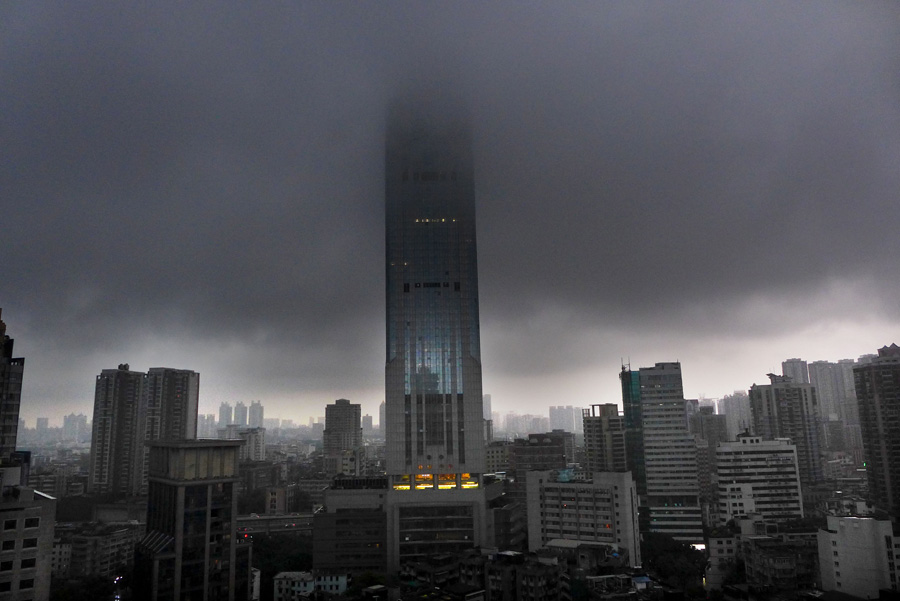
2 2 899 418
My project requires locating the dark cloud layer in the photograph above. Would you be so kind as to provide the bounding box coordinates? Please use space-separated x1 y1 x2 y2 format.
3 3 900 421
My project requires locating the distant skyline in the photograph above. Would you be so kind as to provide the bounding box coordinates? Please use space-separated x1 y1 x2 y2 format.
4 3 900 424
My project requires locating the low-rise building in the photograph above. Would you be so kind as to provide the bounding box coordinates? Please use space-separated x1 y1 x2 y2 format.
743 533 818 593
525 470 640 567
273 571 349 601
53 523 142 578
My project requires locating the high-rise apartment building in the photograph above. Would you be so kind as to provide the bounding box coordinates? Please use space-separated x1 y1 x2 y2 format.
782 358 810 384
383 96 488 569
0 311 56 601
549 406 576 433
134 440 251 601
715 434 802 524
854 344 900 516
621 362 702 543
808 359 858 423
248 400 264 428
0 310 24 459
749 374 823 485
583 404 627 473
62 413 88 442
719 391 752 441
90 365 200 497
233 401 248 427
378 401 386 436
323 399 362 476
89 364 146 496
218 402 233 427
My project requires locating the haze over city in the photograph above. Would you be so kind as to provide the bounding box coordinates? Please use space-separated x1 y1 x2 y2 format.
3 3 900 425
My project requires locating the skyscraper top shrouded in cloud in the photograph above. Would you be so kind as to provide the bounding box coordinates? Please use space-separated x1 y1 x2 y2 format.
382 93 489 569
384 93 485 478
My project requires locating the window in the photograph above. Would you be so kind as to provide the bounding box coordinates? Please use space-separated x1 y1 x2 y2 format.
20 578 33 589
0 582 9 592
0 561 11 571
22 539 36 549
1 541 14 551
20 558 35 569
2 520 14 531
23 518 38 529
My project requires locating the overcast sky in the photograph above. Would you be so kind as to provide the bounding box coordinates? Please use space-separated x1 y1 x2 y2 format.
3 3 900 426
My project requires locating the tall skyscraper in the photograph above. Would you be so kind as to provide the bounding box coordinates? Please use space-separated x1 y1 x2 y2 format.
549 405 576 432
89 364 146 496
719 390 752 441
782 358 810 384
854 344 900 516
808 359 858 423
323 398 363 475
621 362 702 543
0 311 56 601
383 95 488 568
62 413 88 442
218 402 233 427
248 400 264 428
749 374 823 486
582 403 627 473
0 309 24 459
134 440 251 601
233 401 248 427
90 365 200 497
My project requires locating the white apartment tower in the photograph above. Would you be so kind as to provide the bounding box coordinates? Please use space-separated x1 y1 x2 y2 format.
621 362 702 543
715 434 802 524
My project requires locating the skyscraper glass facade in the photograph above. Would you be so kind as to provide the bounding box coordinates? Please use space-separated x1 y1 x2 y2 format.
384 97 485 483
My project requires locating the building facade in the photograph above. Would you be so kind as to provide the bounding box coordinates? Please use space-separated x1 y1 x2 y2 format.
749 374 823 485
583 404 627 473
233 402 248 427
854 344 900 516
818 515 900 597
383 96 490 570
715 434 802 524
89 364 146 496
90 365 199 497
134 439 251 601
621 362 702 543
525 470 641 567
248 401 264 428
323 399 362 475
0 311 23 460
